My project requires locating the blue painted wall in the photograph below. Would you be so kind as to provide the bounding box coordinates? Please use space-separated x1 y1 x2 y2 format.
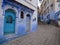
0 0 37 44
40 10 60 23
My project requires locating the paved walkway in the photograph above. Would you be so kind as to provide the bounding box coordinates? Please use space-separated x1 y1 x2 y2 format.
3 24 60 45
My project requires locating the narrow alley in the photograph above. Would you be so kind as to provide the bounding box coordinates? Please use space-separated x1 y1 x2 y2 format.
3 24 60 45
0 0 60 45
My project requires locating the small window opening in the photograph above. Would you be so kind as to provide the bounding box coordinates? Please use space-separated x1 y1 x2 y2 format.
20 11 24 19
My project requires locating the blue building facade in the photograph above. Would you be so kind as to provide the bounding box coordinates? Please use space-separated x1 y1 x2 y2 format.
40 10 60 25
0 0 37 44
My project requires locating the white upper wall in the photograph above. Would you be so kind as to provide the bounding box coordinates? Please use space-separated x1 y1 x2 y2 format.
55 2 60 12
0 0 3 16
15 0 38 10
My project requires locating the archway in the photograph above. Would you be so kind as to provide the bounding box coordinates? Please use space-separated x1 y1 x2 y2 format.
4 9 16 35
26 14 31 32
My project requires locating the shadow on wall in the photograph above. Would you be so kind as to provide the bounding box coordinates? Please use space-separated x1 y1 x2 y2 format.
31 23 37 32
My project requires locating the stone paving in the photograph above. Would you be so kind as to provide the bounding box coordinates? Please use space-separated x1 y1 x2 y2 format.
3 24 60 45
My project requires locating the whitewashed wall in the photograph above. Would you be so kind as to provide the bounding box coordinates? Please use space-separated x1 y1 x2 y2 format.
55 2 60 12
15 0 38 10
0 0 4 35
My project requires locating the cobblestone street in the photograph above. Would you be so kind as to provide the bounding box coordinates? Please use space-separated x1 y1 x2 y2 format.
3 24 60 45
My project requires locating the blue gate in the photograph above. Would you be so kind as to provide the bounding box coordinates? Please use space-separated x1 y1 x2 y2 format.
4 9 16 35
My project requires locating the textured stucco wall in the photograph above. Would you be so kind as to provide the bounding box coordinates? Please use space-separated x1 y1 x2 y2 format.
0 0 38 44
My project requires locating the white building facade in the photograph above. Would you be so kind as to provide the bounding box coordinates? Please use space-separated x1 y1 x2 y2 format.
39 0 60 24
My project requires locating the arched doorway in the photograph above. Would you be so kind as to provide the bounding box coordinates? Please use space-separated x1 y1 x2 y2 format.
26 14 31 32
4 9 16 35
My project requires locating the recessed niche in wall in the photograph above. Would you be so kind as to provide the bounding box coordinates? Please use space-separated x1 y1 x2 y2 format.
20 11 24 19
33 18 36 21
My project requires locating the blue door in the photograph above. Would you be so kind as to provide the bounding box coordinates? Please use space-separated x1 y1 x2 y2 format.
4 9 16 35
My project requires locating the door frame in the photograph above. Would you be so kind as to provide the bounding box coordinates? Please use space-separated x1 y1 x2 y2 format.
26 13 31 33
4 9 16 35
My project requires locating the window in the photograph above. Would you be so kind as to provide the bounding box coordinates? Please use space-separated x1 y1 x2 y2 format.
20 11 24 19
27 14 31 19
51 4 53 7
50 4 53 10
44 2 46 8
6 16 12 23
58 3 60 8
47 7 49 13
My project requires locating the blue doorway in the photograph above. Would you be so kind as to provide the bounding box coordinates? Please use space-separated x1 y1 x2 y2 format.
4 9 16 35
26 14 31 32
